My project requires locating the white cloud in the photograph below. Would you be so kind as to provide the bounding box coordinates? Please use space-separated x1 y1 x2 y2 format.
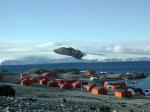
0 40 150 63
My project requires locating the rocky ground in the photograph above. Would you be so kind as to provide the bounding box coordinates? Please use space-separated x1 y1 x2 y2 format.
0 73 150 112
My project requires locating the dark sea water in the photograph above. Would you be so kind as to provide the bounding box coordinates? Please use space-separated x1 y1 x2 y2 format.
0 61 150 74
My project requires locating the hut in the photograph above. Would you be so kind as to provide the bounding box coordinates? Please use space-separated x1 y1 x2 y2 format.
92 86 108 95
39 78 48 85
115 89 132 98
84 70 96 76
21 79 31 86
84 83 96 91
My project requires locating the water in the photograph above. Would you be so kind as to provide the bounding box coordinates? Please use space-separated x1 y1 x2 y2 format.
0 61 150 74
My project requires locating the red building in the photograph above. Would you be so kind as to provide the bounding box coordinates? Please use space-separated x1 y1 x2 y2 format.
20 73 30 81
47 81 58 87
104 80 125 90
115 89 132 98
84 83 97 91
92 86 108 95
72 81 81 88
39 78 48 85
21 79 31 86
59 83 73 89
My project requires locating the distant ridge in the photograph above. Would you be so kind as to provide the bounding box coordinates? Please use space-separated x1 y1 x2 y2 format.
1 53 150 65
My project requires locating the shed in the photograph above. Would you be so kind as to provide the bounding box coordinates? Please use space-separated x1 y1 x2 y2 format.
115 89 132 98
92 86 108 95
84 83 96 91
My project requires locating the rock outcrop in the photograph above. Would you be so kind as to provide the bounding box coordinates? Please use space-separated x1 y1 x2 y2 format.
53 47 84 59
0 85 15 97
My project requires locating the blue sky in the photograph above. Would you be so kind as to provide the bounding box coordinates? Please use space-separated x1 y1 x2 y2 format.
1 0 150 63
0 0 150 42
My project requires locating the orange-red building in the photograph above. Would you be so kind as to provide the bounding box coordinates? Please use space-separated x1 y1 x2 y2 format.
84 83 96 91
39 78 48 85
92 86 108 95
104 80 125 90
59 83 73 89
72 81 81 88
47 81 58 87
115 89 132 98
21 79 31 86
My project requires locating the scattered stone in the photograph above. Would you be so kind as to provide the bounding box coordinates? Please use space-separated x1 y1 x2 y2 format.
89 106 96 110
28 98 37 102
62 98 67 103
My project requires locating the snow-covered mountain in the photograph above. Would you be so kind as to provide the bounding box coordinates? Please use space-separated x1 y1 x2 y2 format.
1 57 83 65
82 53 150 62
1 52 150 65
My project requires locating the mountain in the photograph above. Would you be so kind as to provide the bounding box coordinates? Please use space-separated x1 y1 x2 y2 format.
1 56 85 65
82 53 150 62
1 53 150 65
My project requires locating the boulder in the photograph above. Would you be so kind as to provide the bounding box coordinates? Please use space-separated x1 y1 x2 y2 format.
0 85 15 97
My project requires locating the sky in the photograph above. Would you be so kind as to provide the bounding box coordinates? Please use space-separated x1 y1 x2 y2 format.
0 0 150 42
0 0 150 62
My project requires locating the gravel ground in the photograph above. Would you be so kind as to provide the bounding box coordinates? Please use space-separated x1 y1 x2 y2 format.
0 75 150 112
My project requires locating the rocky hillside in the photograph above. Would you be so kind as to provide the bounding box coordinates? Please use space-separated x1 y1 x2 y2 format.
53 47 84 59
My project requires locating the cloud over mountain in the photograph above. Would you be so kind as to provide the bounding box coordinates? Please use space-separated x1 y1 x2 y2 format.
0 40 150 64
